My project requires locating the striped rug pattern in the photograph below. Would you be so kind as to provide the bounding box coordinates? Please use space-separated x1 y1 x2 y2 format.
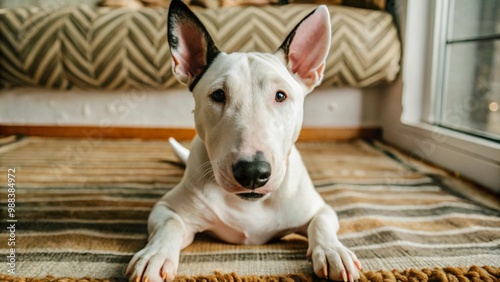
0 137 499 280
0 4 400 90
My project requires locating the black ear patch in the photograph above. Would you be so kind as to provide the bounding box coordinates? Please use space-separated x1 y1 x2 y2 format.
167 0 220 91
277 8 317 62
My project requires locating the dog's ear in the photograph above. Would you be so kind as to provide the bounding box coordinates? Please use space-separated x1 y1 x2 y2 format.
168 0 220 90
276 6 331 91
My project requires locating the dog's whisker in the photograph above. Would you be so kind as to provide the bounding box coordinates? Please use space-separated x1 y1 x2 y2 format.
185 159 222 187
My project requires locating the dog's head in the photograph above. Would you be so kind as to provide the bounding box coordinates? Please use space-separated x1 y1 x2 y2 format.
168 0 331 200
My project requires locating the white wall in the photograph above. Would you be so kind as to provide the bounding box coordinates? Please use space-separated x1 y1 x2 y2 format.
0 87 384 128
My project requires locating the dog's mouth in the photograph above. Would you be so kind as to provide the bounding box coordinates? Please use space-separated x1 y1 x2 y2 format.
236 192 266 201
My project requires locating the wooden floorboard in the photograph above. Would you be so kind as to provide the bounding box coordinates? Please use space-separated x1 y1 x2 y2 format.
0 125 381 141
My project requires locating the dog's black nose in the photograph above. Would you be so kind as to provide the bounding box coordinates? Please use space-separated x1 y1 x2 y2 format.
232 153 271 190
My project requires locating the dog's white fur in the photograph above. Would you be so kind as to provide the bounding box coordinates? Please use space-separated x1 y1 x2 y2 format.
126 2 361 281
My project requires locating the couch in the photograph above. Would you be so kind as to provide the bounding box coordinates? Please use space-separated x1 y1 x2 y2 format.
0 1 400 137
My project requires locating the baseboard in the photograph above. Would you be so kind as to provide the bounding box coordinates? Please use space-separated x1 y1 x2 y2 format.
298 127 381 141
0 125 381 141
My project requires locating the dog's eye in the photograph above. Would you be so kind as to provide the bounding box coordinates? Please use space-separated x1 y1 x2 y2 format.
210 89 226 103
275 91 287 102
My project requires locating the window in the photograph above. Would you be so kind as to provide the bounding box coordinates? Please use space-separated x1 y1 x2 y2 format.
433 0 500 141
383 0 500 191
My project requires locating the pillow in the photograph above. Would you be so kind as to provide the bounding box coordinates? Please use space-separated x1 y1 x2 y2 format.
100 0 385 9
288 0 385 10
99 0 198 8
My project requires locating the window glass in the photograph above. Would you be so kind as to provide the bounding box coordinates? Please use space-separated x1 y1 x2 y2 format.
439 0 500 140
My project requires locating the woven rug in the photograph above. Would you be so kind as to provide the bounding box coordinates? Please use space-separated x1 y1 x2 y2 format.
0 137 499 281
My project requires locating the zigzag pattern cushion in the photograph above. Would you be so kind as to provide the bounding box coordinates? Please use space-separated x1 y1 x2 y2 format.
0 4 400 90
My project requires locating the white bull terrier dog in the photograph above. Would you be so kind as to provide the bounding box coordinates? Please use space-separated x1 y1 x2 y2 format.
126 1 362 281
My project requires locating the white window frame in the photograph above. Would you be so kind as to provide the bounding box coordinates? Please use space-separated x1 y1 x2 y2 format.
382 0 500 192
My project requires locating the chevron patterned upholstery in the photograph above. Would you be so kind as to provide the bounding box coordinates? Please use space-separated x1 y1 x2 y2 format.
0 4 400 90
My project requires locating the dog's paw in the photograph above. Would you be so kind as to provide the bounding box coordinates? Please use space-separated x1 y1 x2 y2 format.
125 246 178 282
307 243 362 282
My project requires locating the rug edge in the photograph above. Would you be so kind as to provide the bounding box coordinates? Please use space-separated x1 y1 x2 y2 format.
1 265 498 282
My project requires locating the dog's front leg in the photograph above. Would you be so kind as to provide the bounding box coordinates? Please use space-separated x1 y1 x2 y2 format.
306 205 362 282
126 202 194 282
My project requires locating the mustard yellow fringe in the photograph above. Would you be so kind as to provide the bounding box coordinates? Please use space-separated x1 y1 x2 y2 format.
1 266 499 282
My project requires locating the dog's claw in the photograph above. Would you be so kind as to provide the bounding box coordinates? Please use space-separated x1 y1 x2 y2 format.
348 273 354 282
161 259 177 281
309 241 361 282
341 269 348 282
143 276 149 282
354 260 362 271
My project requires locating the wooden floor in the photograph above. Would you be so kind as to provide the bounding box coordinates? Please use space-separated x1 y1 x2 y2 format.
0 125 382 141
